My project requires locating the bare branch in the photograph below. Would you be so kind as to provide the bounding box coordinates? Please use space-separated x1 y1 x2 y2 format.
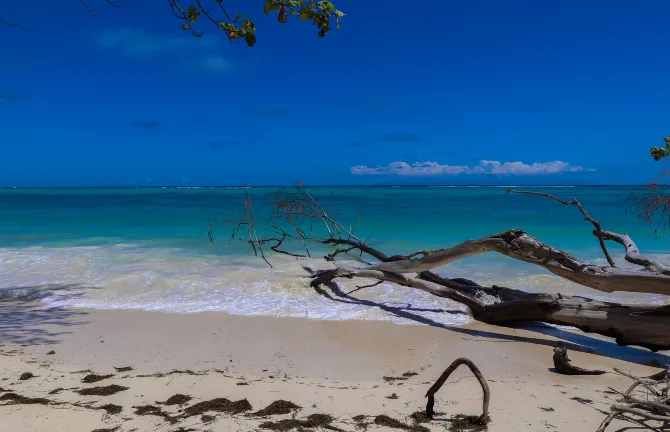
599 230 670 274
507 189 616 267
218 186 670 351
425 357 490 424
0 16 26 30
346 280 384 295
79 0 100 16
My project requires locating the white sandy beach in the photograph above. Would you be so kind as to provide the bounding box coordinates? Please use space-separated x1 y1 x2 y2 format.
1 301 668 431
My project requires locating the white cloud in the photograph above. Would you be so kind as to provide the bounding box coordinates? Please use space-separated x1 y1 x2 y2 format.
351 160 595 176
196 54 232 73
97 28 230 73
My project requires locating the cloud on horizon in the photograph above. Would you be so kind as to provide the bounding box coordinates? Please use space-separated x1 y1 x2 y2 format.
97 28 230 73
351 160 595 176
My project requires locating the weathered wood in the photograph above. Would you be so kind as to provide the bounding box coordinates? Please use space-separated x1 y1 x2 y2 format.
227 185 670 351
425 358 490 424
552 347 606 375
307 264 670 351
364 230 670 295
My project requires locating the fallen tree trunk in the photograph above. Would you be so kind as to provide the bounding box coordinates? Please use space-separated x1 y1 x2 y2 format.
223 186 670 351
307 262 670 351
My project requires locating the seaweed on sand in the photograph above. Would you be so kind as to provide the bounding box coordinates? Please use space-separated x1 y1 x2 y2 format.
76 385 129 396
249 400 300 416
259 414 341 431
134 405 179 424
448 415 489 432
99 403 123 415
373 415 430 432
0 392 52 405
82 374 114 384
159 394 193 406
182 398 252 417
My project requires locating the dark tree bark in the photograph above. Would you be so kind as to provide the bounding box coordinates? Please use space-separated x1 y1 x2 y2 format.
552 347 606 375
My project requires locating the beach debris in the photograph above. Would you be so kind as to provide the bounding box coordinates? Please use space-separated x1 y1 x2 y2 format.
182 397 252 417
449 415 489 432
159 394 193 406
19 372 35 381
99 403 123 415
249 399 301 416
46 350 55 355
113 366 133 372
383 371 419 383
386 393 399 399
201 414 216 423
82 373 115 383
91 428 119 432
48 387 64 395
75 385 129 396
596 367 670 432
552 348 606 376
259 414 339 431
134 404 179 424
0 392 51 405
137 369 205 378
374 415 429 432
225 185 670 352
425 358 490 427
410 411 437 423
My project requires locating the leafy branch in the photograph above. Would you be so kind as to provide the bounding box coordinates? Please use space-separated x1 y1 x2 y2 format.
172 0 344 46
650 136 670 162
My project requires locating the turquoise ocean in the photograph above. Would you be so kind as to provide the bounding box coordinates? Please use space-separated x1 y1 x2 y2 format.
1 186 669 325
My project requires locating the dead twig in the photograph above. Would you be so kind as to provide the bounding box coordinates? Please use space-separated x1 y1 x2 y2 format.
506 189 616 267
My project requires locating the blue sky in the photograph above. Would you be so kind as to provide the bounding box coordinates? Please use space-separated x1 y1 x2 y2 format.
1 0 669 186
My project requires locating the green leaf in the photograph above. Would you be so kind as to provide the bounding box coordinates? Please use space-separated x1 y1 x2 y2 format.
278 6 288 23
244 32 257 47
236 13 245 20
299 13 311 20
337 23 341 30
182 23 190 31
323 1 336 11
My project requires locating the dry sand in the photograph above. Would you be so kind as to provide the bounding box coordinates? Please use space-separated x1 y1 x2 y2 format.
1 300 669 431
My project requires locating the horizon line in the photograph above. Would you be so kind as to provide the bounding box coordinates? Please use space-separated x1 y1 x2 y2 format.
0 184 657 189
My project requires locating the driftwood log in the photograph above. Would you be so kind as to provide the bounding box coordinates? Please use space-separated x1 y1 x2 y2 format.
220 186 670 351
596 368 670 432
552 347 606 376
425 358 490 423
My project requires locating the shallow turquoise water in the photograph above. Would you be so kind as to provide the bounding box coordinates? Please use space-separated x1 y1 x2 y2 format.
0 186 668 324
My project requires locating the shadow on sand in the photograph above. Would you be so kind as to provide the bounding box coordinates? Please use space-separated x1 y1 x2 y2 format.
0 284 94 345
313 280 670 368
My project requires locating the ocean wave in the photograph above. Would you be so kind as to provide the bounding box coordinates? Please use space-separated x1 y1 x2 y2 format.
2 244 668 325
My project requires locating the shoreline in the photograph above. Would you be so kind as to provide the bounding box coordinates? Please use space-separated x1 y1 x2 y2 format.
1 301 668 431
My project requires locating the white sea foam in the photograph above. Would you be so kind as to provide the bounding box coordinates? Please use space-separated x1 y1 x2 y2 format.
1 244 668 325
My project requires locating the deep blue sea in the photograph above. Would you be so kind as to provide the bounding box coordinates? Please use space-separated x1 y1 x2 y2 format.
1 186 668 325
